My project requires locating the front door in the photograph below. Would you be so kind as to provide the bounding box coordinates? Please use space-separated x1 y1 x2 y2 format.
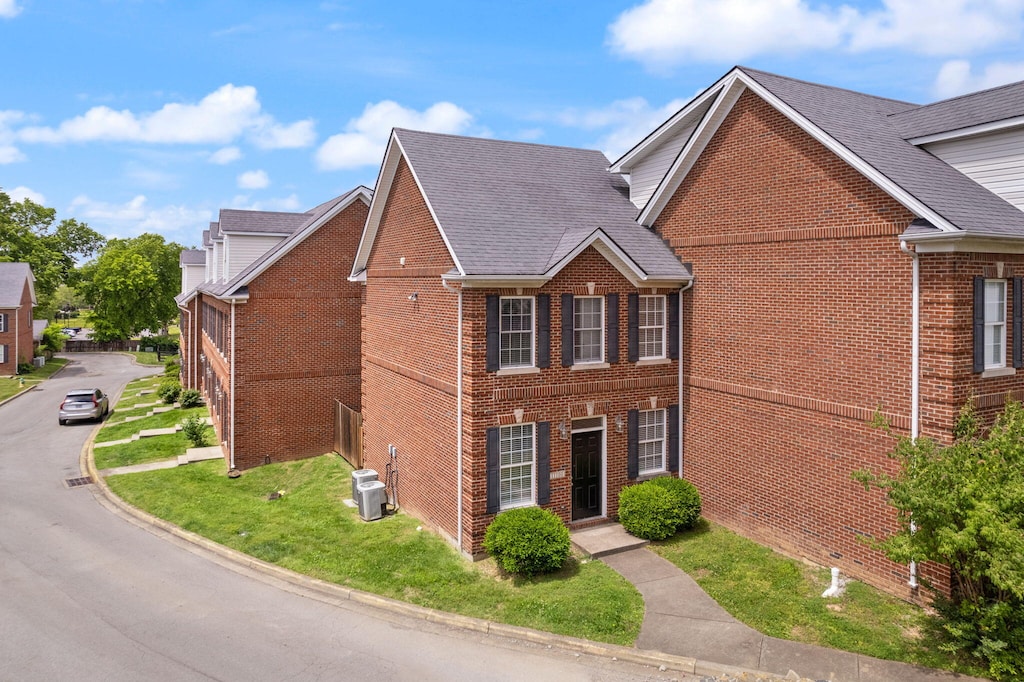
571 430 602 520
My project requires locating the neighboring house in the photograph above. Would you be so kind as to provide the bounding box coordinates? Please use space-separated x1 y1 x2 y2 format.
609 66 1024 596
177 187 371 470
0 263 36 376
349 129 691 557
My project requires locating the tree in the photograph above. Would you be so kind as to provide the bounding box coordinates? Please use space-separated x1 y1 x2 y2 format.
0 190 105 316
79 234 183 341
855 401 1024 680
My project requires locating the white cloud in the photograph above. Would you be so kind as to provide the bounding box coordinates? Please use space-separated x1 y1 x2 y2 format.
549 96 691 160
0 0 22 19
230 194 303 212
208 146 242 164
68 194 213 238
316 100 474 170
0 145 25 163
7 186 44 204
16 84 315 149
609 0 1024 67
0 110 25 162
933 59 1024 98
237 169 270 189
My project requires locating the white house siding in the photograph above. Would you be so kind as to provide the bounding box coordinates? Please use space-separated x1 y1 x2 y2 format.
628 120 701 209
224 233 286 280
212 241 224 282
181 264 205 295
925 127 1024 211
204 247 213 282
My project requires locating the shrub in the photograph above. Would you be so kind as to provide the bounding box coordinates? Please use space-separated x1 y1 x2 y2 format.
17 361 33 375
157 380 181 404
483 507 570 576
41 323 67 353
178 389 203 408
163 358 180 377
618 482 683 540
181 415 209 447
649 476 702 530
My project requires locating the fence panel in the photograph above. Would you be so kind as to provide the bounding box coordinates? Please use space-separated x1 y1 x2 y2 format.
335 401 363 469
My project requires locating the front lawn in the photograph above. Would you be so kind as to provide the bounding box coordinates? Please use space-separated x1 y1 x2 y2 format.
0 357 68 402
105 455 644 646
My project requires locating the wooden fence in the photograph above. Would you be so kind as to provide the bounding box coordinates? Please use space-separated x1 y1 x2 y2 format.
63 339 140 353
335 400 363 469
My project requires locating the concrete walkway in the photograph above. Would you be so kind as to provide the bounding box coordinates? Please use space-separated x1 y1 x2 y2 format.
572 524 984 682
98 445 224 476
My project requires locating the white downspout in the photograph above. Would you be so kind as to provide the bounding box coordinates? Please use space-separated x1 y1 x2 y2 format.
900 239 920 589
442 279 464 550
14 305 20 373
677 279 694 478
229 299 236 471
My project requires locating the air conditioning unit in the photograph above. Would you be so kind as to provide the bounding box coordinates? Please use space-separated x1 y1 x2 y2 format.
351 469 378 500
356 480 386 521
33 356 45 368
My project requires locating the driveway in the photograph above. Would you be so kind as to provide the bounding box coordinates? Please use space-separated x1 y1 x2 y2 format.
0 353 687 681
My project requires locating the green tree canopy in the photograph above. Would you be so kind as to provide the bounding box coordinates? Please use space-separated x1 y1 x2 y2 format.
0 190 105 312
80 234 183 341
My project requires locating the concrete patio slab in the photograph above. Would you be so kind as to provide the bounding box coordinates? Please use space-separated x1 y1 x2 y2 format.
571 523 648 557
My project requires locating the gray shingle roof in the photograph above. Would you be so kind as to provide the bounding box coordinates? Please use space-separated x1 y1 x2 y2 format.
0 262 34 308
202 228 211 247
217 209 310 235
179 249 205 266
740 67 1024 239
394 129 690 281
889 80 1024 139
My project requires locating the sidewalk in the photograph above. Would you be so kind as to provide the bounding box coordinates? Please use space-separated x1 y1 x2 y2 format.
572 524 984 682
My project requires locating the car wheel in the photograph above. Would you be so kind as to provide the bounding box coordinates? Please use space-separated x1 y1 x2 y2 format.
59 419 67 426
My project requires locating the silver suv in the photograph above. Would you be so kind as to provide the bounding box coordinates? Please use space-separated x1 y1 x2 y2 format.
58 388 109 425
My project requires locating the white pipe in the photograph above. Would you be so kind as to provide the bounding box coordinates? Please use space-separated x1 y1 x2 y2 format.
229 299 236 471
14 304 19 373
900 240 920 589
677 278 694 478
442 279 464 551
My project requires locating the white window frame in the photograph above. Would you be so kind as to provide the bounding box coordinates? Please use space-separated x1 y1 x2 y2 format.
638 295 667 360
0 313 6 333
499 422 535 510
984 279 1007 369
574 296 604 364
0 344 6 364
499 296 535 369
638 409 667 475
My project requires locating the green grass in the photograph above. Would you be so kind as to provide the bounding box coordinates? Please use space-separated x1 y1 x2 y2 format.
94 432 193 469
0 358 69 402
105 455 644 645
114 376 166 409
94 406 206 443
650 520 987 677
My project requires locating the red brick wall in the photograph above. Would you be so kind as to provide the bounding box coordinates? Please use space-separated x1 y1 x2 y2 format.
654 88 924 595
0 279 35 375
229 199 369 470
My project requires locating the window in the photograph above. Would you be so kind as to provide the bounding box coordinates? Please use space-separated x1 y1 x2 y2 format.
0 345 6 364
500 297 534 368
638 409 666 475
574 296 604 363
638 296 666 359
0 313 6 332
499 423 534 509
985 280 1007 369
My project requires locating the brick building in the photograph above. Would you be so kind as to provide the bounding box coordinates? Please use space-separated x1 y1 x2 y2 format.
177 187 370 470
0 263 36 376
610 67 1024 595
350 129 692 556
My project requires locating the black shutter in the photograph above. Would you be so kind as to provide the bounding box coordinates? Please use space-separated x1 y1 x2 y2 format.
627 409 639 479
1014 278 1023 369
486 427 500 514
667 404 680 473
627 293 639 362
486 295 500 372
561 293 574 367
537 294 550 369
668 292 680 360
536 422 550 505
607 293 619 363
973 276 985 373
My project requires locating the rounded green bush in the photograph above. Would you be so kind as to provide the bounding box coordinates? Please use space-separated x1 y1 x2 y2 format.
618 482 683 540
483 507 570 576
157 380 181 404
178 388 203 408
648 476 702 530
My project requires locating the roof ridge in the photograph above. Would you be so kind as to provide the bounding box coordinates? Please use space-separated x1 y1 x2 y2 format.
395 128 607 156
909 77 1024 112
738 65 918 108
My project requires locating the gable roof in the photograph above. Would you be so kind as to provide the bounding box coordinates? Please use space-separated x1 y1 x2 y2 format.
179 249 205 266
890 79 1024 142
351 129 691 287
204 186 372 300
218 208 311 235
0 262 35 308
621 66 1024 244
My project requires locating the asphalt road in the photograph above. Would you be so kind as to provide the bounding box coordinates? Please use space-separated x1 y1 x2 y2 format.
0 353 690 682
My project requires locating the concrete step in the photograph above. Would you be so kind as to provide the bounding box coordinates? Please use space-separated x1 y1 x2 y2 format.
571 522 649 558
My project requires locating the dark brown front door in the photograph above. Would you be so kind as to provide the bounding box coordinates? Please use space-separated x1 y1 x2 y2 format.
572 430 602 520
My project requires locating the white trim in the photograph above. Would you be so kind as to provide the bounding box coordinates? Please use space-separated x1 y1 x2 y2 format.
229 299 236 471
637 407 668 476
638 294 668 360
908 115 1024 146
573 295 605 364
498 295 535 370
569 416 607 519
498 422 536 511
983 279 1008 370
904 233 1024 254
637 68 961 234
350 132 466 279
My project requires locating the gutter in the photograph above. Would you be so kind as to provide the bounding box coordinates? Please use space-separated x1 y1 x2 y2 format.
677 278 694 477
229 299 236 471
899 239 920 590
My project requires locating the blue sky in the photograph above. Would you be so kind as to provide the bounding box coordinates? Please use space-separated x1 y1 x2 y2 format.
2 0 1024 249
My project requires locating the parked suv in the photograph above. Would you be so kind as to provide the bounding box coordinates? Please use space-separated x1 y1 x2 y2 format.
58 388 109 425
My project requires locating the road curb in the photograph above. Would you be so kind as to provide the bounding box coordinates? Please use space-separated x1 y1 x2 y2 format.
81 429 803 681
